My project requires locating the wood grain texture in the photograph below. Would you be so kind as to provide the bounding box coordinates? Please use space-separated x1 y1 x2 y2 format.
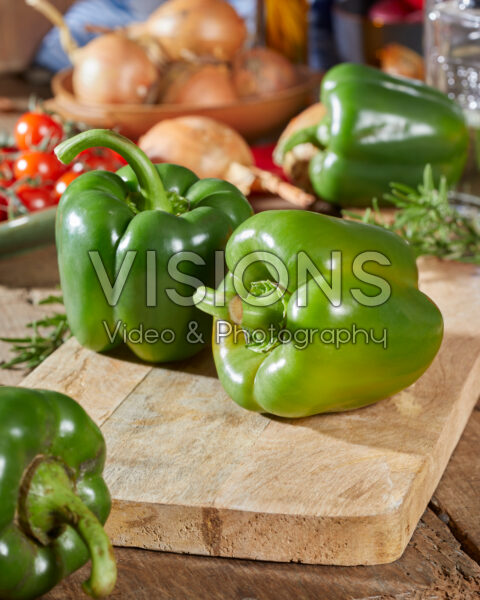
23 256 480 566
21 337 152 427
0 245 59 385
432 402 480 564
43 510 480 600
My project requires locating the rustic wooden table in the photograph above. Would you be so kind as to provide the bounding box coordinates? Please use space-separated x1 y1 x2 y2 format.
0 76 479 600
1 247 479 600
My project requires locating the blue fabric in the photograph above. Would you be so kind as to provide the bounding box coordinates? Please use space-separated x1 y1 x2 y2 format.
309 0 338 70
35 0 160 71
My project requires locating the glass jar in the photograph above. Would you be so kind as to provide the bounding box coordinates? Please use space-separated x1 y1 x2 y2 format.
425 0 480 126
425 0 480 190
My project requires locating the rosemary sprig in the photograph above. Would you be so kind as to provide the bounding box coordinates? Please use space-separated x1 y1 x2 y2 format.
0 295 70 370
344 165 480 264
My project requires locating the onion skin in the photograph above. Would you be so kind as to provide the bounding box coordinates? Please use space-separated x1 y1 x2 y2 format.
139 0 247 61
138 115 253 179
233 47 299 98
73 33 159 105
161 63 238 107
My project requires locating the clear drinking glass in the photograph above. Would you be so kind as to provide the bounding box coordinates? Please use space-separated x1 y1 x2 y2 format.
425 0 480 188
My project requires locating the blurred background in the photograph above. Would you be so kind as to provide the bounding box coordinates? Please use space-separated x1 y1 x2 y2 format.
0 0 478 247
2 0 477 133
1 0 428 80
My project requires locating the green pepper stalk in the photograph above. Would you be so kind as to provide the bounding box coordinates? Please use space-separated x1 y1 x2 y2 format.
193 286 232 322
54 129 253 363
0 387 115 600
19 458 116 598
194 280 290 355
56 129 172 213
194 280 288 332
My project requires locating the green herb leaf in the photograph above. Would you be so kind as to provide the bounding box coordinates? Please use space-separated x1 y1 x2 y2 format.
38 294 64 306
0 298 70 371
344 165 480 264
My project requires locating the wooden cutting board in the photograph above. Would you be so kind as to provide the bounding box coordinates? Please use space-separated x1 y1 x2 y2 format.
21 257 480 566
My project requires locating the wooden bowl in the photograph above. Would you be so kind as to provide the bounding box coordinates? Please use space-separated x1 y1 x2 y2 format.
47 67 322 142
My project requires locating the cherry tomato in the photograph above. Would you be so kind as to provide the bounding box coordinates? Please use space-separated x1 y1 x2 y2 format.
54 170 80 199
110 150 128 166
74 147 126 171
14 151 65 183
16 184 57 212
71 161 87 174
14 112 63 152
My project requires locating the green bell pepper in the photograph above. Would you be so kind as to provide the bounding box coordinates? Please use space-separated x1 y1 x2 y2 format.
194 210 444 417
55 129 252 363
0 387 115 599
276 63 469 207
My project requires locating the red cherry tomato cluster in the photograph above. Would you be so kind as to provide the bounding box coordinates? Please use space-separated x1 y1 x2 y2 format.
15 184 57 212
14 151 65 183
0 110 127 222
0 148 17 221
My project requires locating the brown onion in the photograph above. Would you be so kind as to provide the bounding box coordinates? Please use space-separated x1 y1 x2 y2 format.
138 116 253 179
73 34 159 105
161 63 237 107
27 0 159 105
233 47 299 98
139 115 314 208
132 0 247 61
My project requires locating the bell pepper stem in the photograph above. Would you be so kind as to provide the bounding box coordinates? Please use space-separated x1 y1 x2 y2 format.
238 281 288 331
19 458 116 598
194 282 288 330
55 129 172 213
193 286 232 321
281 124 324 157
